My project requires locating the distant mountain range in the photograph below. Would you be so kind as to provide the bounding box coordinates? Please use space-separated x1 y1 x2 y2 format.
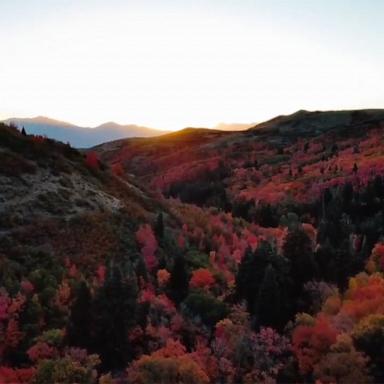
3 116 170 147
2 116 255 147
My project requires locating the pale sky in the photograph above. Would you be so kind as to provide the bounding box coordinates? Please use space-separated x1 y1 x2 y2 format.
0 0 383 131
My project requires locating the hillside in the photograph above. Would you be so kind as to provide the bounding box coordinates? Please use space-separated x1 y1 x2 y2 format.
95 109 384 207
4 116 169 147
2 110 384 383
0 123 168 268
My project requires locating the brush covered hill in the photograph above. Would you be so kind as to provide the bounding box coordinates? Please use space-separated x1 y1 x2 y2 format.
0 122 173 277
2 110 384 383
95 109 384 210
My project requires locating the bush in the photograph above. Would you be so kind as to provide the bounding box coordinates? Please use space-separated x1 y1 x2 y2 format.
182 292 229 327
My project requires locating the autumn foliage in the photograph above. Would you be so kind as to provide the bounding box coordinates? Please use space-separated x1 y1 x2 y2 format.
3 115 384 382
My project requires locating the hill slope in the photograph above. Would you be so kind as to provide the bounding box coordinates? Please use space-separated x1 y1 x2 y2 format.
0 123 166 267
3 110 384 383
95 109 384 207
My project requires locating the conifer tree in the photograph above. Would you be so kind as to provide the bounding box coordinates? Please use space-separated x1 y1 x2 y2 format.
154 212 164 239
66 280 92 349
91 262 138 370
169 255 189 305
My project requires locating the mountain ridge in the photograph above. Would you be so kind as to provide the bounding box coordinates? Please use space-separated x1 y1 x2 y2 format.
3 116 170 148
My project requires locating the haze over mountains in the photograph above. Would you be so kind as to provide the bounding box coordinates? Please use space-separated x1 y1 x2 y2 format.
3 116 257 148
3 116 170 148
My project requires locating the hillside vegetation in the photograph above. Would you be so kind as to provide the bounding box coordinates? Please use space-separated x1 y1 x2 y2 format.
2 110 384 383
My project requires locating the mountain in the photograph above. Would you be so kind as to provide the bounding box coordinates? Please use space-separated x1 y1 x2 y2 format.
3 109 384 383
249 108 384 134
0 121 166 262
3 116 169 147
95 108 384 206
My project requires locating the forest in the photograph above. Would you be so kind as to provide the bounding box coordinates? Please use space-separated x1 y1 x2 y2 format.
1 109 384 383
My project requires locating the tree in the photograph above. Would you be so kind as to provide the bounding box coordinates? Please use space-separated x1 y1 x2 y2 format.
255 264 282 328
313 334 371 384
154 212 164 239
127 341 210 384
236 242 292 324
352 314 384 382
66 281 92 349
182 292 229 328
292 316 337 376
235 245 267 312
85 152 100 170
168 256 189 305
91 263 138 370
21 127 27 136
33 352 100 384
136 225 158 271
283 229 317 296
0 367 36 383
189 268 215 290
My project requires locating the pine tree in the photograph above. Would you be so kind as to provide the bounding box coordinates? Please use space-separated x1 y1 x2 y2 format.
91 263 138 370
283 229 317 295
236 242 274 313
169 255 189 305
154 212 164 239
66 280 92 349
256 264 282 328
236 242 293 328
21 126 27 136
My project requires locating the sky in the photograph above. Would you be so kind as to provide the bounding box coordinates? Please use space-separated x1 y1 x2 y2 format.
0 0 383 131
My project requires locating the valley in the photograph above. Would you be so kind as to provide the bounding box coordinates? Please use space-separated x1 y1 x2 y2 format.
1 109 384 383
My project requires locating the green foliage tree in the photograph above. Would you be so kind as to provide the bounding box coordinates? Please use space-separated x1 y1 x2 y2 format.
182 291 228 328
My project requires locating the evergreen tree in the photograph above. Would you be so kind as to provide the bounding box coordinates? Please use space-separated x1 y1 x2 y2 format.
91 263 138 370
66 280 92 349
236 242 293 328
283 228 317 295
235 246 254 303
169 255 189 305
373 175 384 198
154 212 164 239
256 264 282 328
21 126 27 136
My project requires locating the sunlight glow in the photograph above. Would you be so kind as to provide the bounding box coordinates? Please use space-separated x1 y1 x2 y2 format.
0 1 382 130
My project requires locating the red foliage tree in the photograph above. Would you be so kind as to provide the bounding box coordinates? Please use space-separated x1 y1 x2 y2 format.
85 151 100 169
190 268 215 290
136 224 158 271
0 367 36 384
292 316 338 375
